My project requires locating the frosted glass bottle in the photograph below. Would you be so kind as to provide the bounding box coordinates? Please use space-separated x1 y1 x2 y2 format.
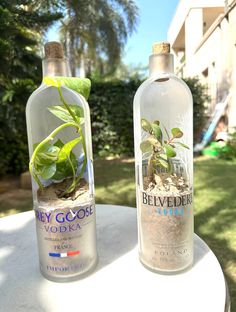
26 42 97 281
133 42 193 273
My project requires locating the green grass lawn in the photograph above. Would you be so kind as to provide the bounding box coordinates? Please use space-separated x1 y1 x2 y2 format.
194 157 236 309
0 157 236 309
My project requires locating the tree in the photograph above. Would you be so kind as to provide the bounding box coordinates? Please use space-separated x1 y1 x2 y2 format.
0 1 62 174
59 0 138 77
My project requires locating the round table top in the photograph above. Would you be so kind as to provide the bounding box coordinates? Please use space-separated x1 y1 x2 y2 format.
0 204 227 312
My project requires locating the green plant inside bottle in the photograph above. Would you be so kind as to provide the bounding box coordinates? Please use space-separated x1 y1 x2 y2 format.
29 77 90 198
140 118 189 183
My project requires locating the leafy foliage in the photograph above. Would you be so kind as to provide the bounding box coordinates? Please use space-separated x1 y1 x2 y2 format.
33 139 78 182
29 78 89 196
89 79 139 157
183 77 209 143
0 2 62 83
140 119 189 175
58 0 139 76
0 1 61 175
215 132 236 160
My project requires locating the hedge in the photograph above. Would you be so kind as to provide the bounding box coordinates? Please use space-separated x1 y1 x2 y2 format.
89 77 208 157
89 80 138 157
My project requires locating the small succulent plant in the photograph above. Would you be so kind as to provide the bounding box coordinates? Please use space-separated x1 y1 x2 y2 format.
140 118 189 181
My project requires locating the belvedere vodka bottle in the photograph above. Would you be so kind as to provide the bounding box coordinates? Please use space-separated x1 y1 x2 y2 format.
26 42 97 281
133 42 193 273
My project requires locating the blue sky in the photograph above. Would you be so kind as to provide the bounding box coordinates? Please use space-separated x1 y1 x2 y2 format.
47 0 179 67
123 0 179 66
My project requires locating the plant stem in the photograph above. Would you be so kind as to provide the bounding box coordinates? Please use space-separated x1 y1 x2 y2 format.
163 126 170 140
147 154 155 183
58 86 78 123
167 137 175 145
75 126 87 185
57 86 88 191
60 154 77 197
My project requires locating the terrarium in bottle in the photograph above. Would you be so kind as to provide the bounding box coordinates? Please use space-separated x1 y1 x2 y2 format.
26 42 97 282
133 42 193 273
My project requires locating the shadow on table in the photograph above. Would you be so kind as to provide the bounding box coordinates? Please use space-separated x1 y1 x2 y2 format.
192 235 210 267
95 205 138 269
95 205 211 276
0 217 44 311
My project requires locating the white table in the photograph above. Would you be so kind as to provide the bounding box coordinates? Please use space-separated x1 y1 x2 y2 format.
0 205 229 312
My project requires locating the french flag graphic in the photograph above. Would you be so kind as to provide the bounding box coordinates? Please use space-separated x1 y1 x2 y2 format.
49 250 80 257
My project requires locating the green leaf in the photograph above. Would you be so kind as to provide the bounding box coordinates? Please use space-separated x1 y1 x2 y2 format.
174 142 190 149
164 144 176 158
52 164 70 180
171 128 183 138
159 153 168 161
52 155 77 181
54 139 64 148
152 124 162 142
43 77 60 88
140 140 152 153
70 152 77 170
153 120 160 126
57 137 81 163
52 138 80 180
35 143 60 165
141 118 152 132
43 77 91 100
159 160 169 169
48 105 84 123
147 137 159 146
158 153 169 169
37 142 59 154
37 163 57 180
51 138 78 180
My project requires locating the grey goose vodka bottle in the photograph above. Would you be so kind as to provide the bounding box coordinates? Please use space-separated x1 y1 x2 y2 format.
26 42 97 281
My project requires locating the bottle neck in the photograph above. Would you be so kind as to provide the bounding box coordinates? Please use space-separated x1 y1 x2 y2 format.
149 54 174 77
42 58 71 77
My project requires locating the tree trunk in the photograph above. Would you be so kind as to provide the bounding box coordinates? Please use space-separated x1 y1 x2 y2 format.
79 54 85 78
69 33 76 76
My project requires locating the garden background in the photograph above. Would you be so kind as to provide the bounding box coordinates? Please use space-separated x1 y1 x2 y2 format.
0 1 235 309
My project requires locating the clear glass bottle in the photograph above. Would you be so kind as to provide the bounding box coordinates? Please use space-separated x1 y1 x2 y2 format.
26 42 97 282
133 42 193 273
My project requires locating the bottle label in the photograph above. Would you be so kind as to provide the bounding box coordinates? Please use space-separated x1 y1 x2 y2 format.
139 190 193 271
34 200 96 278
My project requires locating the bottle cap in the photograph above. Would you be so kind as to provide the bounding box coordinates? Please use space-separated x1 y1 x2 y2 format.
152 42 170 54
44 41 64 59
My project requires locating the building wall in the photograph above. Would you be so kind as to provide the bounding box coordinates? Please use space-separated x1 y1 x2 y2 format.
227 5 236 130
168 0 236 132
168 0 225 49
